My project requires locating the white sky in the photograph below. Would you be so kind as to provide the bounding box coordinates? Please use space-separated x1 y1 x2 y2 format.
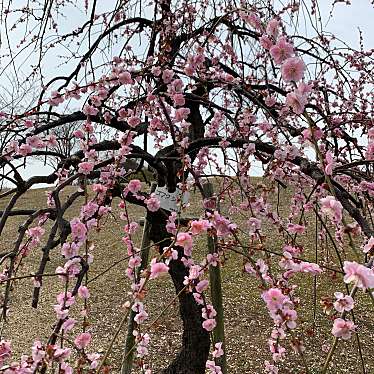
0 1 373 188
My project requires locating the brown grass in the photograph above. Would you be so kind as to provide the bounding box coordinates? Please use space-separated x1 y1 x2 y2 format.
0 181 373 373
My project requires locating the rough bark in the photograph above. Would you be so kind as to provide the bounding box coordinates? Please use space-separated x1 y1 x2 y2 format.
148 210 210 374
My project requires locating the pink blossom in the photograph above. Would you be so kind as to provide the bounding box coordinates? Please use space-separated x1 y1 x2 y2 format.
54 347 71 361
73 129 85 139
57 291 75 307
128 115 141 128
92 183 107 195
146 195 160 212
187 265 203 282
83 105 99 116
324 150 334 175
61 243 79 258
170 78 183 92
212 211 236 237
150 259 169 279
134 310 149 324
18 143 32 156
196 279 209 293
176 232 193 256
0 340 11 365
333 292 354 313
166 212 177 234
212 342 224 358
32 340 45 364
270 37 294 64
172 93 185 106
74 332 91 349
262 288 287 311
53 304 69 320
26 135 45 149
285 91 307 114
202 318 217 331
332 318 355 340
118 71 133 85
162 69 174 83
184 64 195 76
49 91 64 106
239 11 262 30
124 222 139 235
78 161 94 175
190 219 211 235
45 134 58 147
87 352 101 369
152 66 162 76
343 261 374 289
24 119 34 128
287 223 305 234
281 57 306 82
128 179 142 194
207 253 219 267
302 127 323 141
299 262 322 274
260 35 273 50
60 362 73 373
266 19 280 38
264 361 279 374
281 308 298 329
247 217 261 233
366 141 374 160
206 360 222 374
128 255 141 268
53 304 67 318
296 81 312 96
27 226 45 240
63 258 82 278
320 196 343 223
62 318 76 331
174 107 190 122
363 236 374 253
193 292 204 305
70 217 87 242
78 286 90 299
265 95 276 107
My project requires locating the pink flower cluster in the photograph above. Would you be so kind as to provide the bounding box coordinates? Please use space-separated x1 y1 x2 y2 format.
343 261 374 290
145 194 160 212
285 81 312 114
332 318 356 340
149 258 169 279
280 246 322 279
210 211 237 237
202 305 217 332
281 57 306 83
133 302 148 325
176 232 193 256
0 340 11 366
206 359 222 374
0 337 100 372
333 292 354 313
320 196 343 223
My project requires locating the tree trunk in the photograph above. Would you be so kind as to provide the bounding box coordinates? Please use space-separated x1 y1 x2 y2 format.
149 211 210 374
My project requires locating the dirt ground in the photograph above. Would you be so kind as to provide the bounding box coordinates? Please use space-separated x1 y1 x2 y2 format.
0 182 373 373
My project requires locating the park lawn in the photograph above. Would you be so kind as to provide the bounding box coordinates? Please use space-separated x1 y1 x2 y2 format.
0 179 373 373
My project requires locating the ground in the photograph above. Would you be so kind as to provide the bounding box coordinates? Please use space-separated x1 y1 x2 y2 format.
0 180 373 373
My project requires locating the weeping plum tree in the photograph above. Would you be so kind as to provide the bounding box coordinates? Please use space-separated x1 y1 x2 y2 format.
0 0 373 373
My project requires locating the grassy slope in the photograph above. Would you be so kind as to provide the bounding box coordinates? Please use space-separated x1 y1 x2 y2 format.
0 181 373 373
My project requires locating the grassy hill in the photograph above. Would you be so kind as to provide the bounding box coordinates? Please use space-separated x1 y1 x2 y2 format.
0 180 373 373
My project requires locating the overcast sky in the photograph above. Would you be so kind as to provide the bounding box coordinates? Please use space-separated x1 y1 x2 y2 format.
0 1 373 188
